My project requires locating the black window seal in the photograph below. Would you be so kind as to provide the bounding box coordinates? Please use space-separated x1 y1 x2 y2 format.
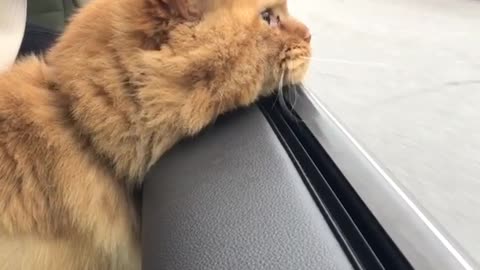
259 93 411 270
258 85 477 270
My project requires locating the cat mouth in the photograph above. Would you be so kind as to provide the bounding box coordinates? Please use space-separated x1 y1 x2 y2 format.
279 45 311 86
281 57 310 86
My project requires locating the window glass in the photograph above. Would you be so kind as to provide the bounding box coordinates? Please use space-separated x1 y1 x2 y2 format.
291 0 480 264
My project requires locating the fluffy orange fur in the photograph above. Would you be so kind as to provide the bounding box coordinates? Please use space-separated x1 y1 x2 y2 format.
0 0 311 269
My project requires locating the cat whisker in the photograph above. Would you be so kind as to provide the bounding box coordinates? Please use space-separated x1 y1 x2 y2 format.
277 70 300 122
288 75 301 123
271 69 285 110
301 56 391 68
271 94 280 110
280 68 286 92
305 64 359 81
278 69 289 112
289 87 299 115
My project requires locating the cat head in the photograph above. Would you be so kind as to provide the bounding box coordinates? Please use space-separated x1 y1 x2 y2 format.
131 0 311 96
48 0 311 135
42 0 312 177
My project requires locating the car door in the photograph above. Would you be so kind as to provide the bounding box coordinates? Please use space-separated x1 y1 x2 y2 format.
142 89 467 269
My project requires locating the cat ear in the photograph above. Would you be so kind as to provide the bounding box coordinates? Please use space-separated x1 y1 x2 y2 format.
147 0 202 21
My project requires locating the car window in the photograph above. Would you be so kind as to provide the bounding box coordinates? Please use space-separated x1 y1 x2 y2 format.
291 0 480 266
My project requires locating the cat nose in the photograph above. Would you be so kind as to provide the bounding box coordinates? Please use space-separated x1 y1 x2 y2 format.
282 18 312 43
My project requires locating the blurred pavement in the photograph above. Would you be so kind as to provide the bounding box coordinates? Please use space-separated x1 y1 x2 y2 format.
290 0 480 264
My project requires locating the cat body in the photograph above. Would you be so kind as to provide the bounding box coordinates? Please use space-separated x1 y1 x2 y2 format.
0 0 311 269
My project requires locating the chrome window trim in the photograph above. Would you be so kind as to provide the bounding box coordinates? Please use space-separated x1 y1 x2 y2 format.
291 88 478 270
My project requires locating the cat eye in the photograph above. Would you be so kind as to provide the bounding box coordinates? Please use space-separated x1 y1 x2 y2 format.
261 9 280 27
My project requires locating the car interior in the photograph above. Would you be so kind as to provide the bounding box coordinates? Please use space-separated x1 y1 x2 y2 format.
6 0 478 269
142 92 414 270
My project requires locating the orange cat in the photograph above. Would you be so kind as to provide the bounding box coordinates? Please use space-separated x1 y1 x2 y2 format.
0 0 311 269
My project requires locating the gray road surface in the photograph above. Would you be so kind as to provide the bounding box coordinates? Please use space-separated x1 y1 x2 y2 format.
290 0 480 264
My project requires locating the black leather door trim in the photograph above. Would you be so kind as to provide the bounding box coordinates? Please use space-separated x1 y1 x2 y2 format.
142 106 354 270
